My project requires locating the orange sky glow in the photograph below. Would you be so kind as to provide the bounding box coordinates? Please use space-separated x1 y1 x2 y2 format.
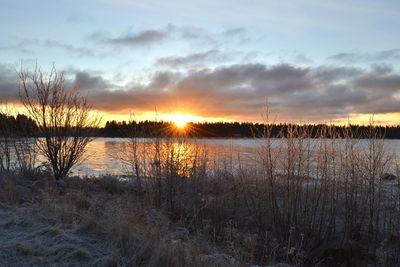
99 110 400 126
4 103 400 127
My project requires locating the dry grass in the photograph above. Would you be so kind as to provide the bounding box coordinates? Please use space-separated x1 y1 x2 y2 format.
113 121 400 266
0 172 237 267
2 119 400 266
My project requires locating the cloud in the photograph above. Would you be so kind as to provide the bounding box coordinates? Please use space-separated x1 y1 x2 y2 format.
0 64 20 102
1 38 95 57
72 71 112 91
2 62 400 123
220 28 249 43
43 40 95 57
293 54 313 64
178 26 249 45
0 38 41 54
101 30 166 46
178 25 209 40
89 25 175 47
328 49 400 63
78 63 400 122
0 44 32 54
89 24 249 48
156 50 232 68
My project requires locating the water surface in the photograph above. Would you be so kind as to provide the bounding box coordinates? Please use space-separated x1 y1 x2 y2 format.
71 138 400 176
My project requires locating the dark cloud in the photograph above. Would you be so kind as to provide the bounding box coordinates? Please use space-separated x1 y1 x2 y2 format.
2 62 400 123
89 24 249 48
156 50 231 68
0 64 19 102
354 73 400 92
78 63 400 122
89 25 175 47
103 30 166 46
371 64 393 75
311 66 362 83
72 71 111 91
328 49 400 63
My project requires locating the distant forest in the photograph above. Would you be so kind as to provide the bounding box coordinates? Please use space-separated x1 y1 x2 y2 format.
100 120 400 139
0 114 38 137
2 114 400 139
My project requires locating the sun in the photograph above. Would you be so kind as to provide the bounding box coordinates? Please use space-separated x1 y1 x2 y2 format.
172 114 190 130
175 119 187 129
158 113 206 131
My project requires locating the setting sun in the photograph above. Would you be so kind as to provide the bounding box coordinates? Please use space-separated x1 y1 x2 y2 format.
174 120 187 129
169 114 192 129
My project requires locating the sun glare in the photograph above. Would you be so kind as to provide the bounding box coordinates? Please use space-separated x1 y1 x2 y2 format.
171 114 191 129
175 119 188 129
156 113 200 130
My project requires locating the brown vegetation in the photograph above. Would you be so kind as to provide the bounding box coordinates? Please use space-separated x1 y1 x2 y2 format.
1 120 400 266
113 118 400 266
18 66 99 180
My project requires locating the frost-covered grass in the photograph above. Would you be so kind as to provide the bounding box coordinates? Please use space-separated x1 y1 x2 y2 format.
2 123 400 266
0 173 241 267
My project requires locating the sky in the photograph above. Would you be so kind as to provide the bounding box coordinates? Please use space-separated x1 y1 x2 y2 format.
1 0 400 124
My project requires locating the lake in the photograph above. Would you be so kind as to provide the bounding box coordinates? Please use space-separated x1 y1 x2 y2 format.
71 138 260 176
70 137 400 177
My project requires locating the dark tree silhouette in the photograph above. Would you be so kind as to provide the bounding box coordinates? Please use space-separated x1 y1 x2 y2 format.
19 66 100 180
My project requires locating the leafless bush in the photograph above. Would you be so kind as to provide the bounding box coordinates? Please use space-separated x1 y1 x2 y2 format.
19 65 100 180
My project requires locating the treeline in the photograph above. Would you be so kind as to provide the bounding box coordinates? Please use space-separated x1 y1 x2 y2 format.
0 114 37 137
2 114 400 139
100 119 400 139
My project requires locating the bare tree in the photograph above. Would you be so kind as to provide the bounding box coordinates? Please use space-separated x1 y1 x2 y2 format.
18 65 100 180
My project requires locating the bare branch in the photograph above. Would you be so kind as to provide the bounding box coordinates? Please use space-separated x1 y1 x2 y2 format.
18 65 100 180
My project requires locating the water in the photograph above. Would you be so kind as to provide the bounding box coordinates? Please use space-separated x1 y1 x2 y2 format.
71 138 258 176
69 137 400 177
